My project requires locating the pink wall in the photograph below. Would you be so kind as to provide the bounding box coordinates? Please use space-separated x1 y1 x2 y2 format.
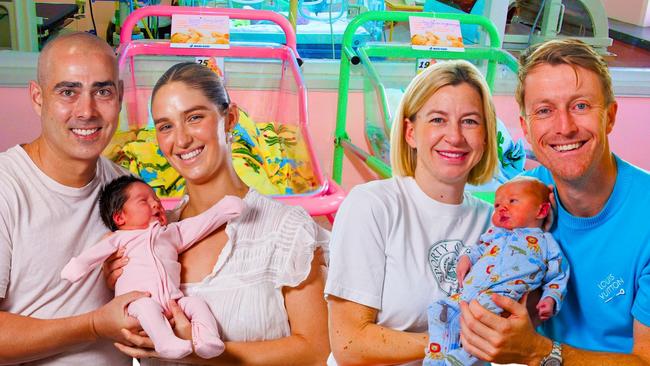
603 0 650 27
0 88 41 148
1 87 648 192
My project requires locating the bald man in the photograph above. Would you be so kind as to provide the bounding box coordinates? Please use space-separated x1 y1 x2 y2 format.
0 32 146 365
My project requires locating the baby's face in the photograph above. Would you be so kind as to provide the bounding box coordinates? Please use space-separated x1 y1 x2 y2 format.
118 182 167 229
492 182 545 230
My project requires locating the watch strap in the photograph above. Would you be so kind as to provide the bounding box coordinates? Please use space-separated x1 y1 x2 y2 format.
540 341 562 365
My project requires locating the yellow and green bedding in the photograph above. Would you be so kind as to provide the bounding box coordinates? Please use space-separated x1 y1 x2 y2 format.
104 110 319 198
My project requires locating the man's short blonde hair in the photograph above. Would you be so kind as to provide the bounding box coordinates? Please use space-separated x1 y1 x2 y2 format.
515 38 614 117
390 60 498 186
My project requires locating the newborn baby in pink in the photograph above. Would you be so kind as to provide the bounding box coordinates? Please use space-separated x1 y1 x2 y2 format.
61 175 243 359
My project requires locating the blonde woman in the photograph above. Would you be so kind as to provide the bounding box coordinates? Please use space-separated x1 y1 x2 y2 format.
325 60 498 366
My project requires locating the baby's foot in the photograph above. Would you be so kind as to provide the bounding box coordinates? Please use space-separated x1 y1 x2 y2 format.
155 338 193 359
192 320 225 359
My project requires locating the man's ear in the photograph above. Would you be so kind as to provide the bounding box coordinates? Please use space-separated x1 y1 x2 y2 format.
536 202 551 219
118 79 124 104
404 118 416 149
29 80 43 117
113 211 125 228
605 101 617 135
519 115 532 145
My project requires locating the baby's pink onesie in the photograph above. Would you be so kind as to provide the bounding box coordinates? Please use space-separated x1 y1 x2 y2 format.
61 195 244 359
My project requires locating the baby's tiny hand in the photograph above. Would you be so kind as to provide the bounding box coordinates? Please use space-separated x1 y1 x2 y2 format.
536 297 556 321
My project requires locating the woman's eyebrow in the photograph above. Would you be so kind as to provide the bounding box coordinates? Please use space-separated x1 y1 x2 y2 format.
183 105 210 114
423 109 448 116
153 106 210 125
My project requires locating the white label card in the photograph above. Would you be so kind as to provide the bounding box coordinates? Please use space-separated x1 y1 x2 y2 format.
171 14 230 49
409 16 464 52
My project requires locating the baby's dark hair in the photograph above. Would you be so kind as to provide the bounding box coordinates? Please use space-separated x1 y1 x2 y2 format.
99 175 147 231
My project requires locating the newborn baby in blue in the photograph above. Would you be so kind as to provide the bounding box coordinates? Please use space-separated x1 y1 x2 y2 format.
424 177 570 365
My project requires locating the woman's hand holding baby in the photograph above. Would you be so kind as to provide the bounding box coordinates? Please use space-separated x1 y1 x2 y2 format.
456 255 472 288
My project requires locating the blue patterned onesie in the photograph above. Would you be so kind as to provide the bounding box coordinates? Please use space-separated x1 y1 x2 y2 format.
423 227 569 366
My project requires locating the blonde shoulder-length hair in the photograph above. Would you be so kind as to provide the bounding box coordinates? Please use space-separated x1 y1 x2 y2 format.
389 60 498 186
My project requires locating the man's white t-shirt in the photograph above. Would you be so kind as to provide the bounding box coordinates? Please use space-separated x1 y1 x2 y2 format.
325 176 492 366
0 145 131 365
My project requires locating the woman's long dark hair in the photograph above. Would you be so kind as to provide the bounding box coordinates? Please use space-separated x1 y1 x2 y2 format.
151 62 230 113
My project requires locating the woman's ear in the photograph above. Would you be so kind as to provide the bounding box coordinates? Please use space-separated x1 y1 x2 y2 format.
226 103 239 131
404 118 417 149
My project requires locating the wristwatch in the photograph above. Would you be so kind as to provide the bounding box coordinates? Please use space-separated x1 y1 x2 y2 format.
540 341 562 366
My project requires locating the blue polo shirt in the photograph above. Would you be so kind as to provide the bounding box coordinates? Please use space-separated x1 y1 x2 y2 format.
526 155 650 352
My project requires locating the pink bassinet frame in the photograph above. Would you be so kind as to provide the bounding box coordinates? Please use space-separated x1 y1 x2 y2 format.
118 6 345 216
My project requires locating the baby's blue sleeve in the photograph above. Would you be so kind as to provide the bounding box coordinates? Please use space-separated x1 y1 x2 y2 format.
540 233 570 314
465 232 490 264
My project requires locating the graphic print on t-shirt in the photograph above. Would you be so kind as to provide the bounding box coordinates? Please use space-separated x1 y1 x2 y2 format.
428 239 467 295
597 273 626 304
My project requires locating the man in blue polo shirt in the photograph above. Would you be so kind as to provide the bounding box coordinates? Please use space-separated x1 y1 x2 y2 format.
459 39 650 365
